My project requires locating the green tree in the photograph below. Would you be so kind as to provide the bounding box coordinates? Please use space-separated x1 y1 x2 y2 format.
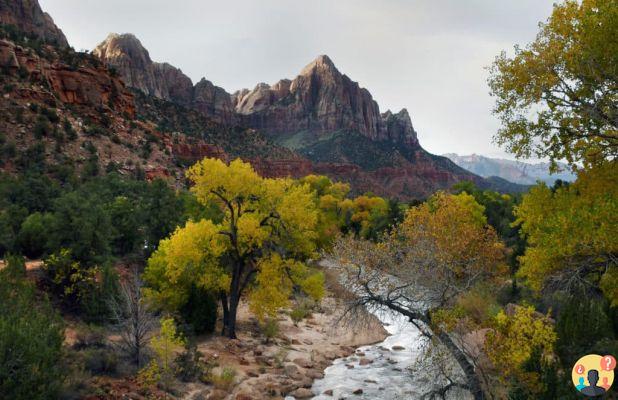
17 212 54 258
0 256 65 399
488 0 617 169
48 190 113 265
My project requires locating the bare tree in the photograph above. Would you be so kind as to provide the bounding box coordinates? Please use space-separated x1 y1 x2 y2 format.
329 211 504 400
109 268 157 367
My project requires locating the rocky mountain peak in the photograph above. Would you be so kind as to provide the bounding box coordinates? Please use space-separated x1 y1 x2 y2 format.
93 33 233 123
0 0 68 47
300 54 338 76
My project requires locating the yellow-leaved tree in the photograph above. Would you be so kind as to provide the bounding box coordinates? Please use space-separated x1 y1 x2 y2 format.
145 158 324 338
514 163 618 300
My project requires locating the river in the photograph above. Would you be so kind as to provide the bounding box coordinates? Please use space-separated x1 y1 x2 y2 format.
308 309 473 399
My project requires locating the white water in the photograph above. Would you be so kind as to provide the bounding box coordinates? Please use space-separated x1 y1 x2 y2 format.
308 310 472 400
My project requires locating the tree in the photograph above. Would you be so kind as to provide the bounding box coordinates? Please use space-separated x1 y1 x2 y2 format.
329 193 555 399
17 212 53 258
145 158 324 338
47 190 113 265
109 268 156 367
0 256 65 400
514 163 617 297
488 0 617 169
139 317 185 393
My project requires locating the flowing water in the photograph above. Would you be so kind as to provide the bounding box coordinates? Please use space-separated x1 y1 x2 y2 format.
307 310 472 400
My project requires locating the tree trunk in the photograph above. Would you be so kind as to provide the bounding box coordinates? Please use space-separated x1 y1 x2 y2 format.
220 293 229 336
436 329 485 400
222 292 239 338
377 300 486 399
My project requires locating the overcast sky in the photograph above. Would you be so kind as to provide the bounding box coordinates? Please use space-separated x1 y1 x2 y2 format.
39 0 555 159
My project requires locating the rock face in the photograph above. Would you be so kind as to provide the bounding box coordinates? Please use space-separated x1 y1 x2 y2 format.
0 39 134 115
0 0 68 47
233 55 418 147
93 33 234 123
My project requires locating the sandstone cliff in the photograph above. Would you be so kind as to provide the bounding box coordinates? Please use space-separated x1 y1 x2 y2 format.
0 39 134 115
0 0 68 47
93 33 234 124
233 55 418 147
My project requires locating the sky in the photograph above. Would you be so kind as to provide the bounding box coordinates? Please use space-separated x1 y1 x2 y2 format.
39 0 555 159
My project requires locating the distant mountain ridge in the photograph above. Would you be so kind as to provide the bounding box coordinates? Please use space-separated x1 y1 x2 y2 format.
443 153 575 185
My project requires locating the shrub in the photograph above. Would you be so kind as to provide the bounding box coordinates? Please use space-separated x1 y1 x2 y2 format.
17 212 53 258
174 344 216 383
261 319 279 344
180 285 218 335
43 250 119 321
33 116 51 139
82 348 118 375
211 367 236 391
0 260 65 399
290 306 309 326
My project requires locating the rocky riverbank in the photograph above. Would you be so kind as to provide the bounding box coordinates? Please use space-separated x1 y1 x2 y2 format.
179 296 387 400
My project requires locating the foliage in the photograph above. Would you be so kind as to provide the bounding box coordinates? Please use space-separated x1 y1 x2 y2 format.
43 249 119 321
139 317 185 391
145 158 324 338
179 285 218 335
261 319 279 344
17 212 53 258
485 306 556 395
0 172 185 262
174 344 216 383
488 0 617 169
514 163 617 294
0 258 65 400
290 305 311 326
329 193 556 399
211 367 237 391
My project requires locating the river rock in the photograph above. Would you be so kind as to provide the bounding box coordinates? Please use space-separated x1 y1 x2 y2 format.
290 388 313 399
293 357 313 368
306 369 324 379
323 389 334 396
392 345 405 351
359 358 373 365
284 364 303 380
353 388 364 395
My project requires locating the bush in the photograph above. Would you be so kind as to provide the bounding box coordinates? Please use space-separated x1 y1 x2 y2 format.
290 306 310 326
261 319 279 344
211 367 236 390
180 285 218 335
17 212 53 258
43 250 119 321
174 344 216 383
82 348 118 375
0 260 65 399
33 116 52 139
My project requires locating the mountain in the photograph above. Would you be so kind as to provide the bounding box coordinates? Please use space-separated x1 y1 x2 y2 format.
233 55 419 147
93 35 499 198
0 0 522 201
444 153 576 185
93 33 235 124
0 0 68 47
